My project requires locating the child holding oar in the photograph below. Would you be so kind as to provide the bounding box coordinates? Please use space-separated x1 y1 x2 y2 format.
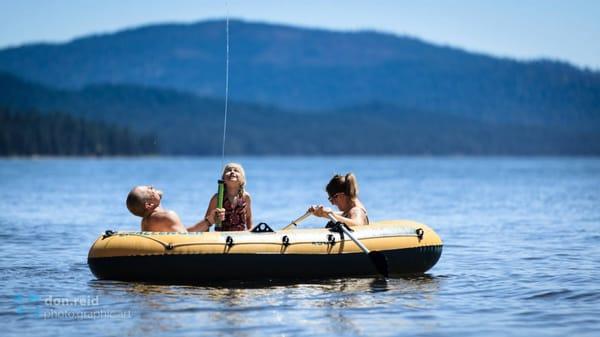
309 173 369 227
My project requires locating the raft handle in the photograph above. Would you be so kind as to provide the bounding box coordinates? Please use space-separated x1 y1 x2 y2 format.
225 236 234 247
282 235 290 246
166 243 174 250
416 228 424 241
102 230 115 239
327 234 336 246
327 221 353 233
251 222 274 233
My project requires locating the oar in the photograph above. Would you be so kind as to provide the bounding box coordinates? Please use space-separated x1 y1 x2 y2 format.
281 211 312 230
327 213 389 278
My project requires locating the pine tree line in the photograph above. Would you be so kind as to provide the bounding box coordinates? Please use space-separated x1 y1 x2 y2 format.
0 107 158 156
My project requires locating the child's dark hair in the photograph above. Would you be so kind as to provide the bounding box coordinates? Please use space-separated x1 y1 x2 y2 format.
326 173 359 199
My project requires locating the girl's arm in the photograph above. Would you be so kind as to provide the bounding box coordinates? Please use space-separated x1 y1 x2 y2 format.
187 194 221 232
205 194 218 222
323 207 367 227
245 193 253 230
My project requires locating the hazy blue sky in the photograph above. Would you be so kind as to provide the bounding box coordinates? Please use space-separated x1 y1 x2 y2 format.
1 0 598 69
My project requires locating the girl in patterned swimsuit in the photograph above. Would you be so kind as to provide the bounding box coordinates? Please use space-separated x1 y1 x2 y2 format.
202 163 253 231
309 173 369 226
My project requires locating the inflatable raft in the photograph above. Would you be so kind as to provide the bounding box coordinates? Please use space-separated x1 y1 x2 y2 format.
88 220 442 283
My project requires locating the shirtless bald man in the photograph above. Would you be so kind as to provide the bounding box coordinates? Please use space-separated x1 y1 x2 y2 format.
126 185 221 232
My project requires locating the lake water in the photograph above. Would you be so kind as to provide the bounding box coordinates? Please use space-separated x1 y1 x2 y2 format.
0 157 598 336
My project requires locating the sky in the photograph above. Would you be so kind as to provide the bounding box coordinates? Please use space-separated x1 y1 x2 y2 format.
1 0 599 70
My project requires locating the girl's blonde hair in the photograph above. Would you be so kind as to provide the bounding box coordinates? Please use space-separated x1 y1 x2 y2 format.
222 163 246 198
326 173 359 200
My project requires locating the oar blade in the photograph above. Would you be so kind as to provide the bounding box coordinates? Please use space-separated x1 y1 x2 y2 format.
368 251 389 278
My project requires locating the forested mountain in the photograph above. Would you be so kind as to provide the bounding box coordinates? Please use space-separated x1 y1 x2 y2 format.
0 19 599 130
2 73 598 155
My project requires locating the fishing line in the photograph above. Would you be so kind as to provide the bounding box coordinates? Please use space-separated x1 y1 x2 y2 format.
221 2 230 169
214 1 230 231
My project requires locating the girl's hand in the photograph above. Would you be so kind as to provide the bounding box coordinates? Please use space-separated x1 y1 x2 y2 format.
308 204 322 215
308 205 332 218
208 208 225 224
318 207 333 217
215 208 225 222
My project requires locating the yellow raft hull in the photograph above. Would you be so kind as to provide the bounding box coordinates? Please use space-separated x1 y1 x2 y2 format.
88 220 443 282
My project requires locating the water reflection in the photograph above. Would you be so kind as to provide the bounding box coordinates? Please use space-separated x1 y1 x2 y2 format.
88 275 441 303
86 275 441 335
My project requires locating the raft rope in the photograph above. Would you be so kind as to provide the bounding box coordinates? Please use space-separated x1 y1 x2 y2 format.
220 2 230 169
103 229 424 251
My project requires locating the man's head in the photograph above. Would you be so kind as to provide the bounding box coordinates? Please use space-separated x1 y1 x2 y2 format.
126 185 163 217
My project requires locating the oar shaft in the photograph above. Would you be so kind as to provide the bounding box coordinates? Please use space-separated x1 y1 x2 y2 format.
327 214 370 253
326 214 388 278
291 212 311 226
282 211 311 230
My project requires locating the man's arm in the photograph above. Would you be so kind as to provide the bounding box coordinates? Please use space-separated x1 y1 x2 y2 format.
188 195 218 232
187 218 211 232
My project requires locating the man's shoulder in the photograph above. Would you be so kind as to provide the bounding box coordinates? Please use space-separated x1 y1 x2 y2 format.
151 209 180 221
143 209 185 232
